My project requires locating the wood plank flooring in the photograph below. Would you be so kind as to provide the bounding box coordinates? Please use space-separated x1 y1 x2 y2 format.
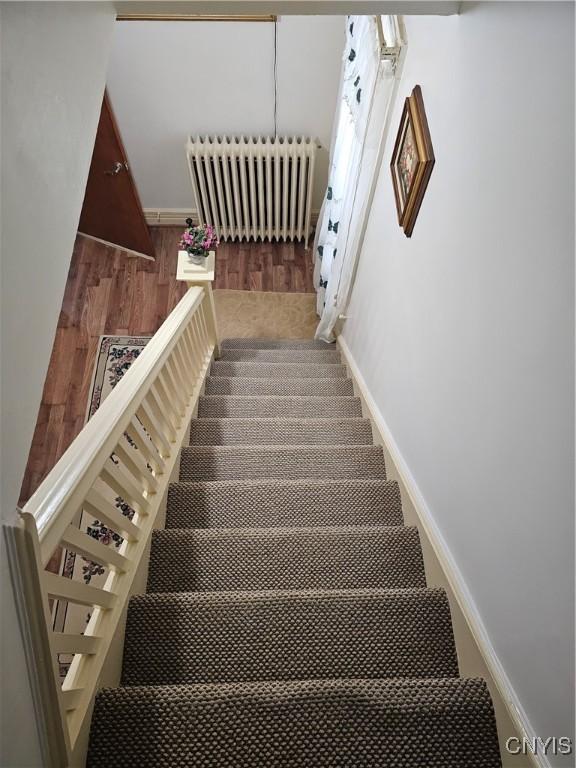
214 238 315 292
131 227 316 292
19 230 315 504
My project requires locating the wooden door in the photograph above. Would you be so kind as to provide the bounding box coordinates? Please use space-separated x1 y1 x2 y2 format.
78 91 155 259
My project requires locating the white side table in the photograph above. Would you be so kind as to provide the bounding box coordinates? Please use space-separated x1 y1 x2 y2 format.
176 250 220 356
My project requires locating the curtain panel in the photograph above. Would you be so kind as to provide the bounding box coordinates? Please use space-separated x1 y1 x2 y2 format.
313 16 381 341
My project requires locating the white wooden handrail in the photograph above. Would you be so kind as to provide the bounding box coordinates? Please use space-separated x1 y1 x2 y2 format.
14 283 220 765
25 286 205 564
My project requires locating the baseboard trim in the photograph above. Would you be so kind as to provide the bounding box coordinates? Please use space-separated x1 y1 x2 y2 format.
144 208 195 226
336 334 546 768
144 208 321 228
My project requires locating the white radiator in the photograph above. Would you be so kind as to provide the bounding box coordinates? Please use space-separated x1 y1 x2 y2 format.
186 136 317 246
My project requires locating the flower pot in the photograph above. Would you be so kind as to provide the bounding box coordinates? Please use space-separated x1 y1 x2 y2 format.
187 252 207 266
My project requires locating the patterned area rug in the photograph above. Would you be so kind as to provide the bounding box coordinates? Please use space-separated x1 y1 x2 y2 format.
86 336 151 420
53 335 150 676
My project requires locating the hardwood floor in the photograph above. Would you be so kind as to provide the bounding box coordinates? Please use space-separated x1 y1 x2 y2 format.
19 229 316 504
214 237 315 292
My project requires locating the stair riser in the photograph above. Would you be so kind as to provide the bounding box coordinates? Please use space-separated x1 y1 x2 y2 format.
222 338 332 350
179 446 386 482
89 679 502 768
198 396 362 418
220 349 341 364
122 590 459 686
204 376 355 397
148 527 425 593
211 361 348 378
189 419 373 446
166 479 403 529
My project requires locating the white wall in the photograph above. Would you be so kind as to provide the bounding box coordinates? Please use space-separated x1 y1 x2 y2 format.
343 3 574 763
0 3 115 764
106 16 344 211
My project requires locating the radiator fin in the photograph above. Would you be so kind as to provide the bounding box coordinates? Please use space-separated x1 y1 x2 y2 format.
186 136 317 246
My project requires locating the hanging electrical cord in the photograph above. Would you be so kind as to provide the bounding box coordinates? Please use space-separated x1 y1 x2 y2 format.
273 17 278 138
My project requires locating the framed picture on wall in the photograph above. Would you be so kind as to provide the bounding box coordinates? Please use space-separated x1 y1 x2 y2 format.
390 85 435 238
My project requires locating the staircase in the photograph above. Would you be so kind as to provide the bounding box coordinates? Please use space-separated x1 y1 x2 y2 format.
87 338 502 767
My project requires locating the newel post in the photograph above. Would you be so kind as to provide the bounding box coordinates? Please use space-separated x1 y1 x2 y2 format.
3 514 70 767
176 250 221 358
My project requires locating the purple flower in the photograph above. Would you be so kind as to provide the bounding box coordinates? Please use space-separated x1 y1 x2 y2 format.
180 223 220 254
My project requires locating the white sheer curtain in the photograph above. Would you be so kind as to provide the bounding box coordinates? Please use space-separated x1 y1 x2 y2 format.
313 15 389 342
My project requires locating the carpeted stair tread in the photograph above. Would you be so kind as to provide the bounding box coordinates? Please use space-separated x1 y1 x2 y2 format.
198 395 362 418
87 332 502 763
166 478 403 529
205 375 355 397
148 525 425 592
122 587 459 686
211 361 348 378
88 677 501 768
189 418 373 445
180 444 386 481
220 349 341 363
222 337 332 350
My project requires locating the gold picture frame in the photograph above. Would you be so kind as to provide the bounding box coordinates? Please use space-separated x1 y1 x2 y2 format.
390 85 435 238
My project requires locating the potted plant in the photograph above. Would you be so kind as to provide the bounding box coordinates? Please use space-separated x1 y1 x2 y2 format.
179 219 219 265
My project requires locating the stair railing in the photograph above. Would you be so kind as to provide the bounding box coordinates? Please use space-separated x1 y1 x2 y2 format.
8 284 219 766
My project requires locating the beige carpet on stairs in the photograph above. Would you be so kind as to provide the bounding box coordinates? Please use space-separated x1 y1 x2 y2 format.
87 338 502 767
